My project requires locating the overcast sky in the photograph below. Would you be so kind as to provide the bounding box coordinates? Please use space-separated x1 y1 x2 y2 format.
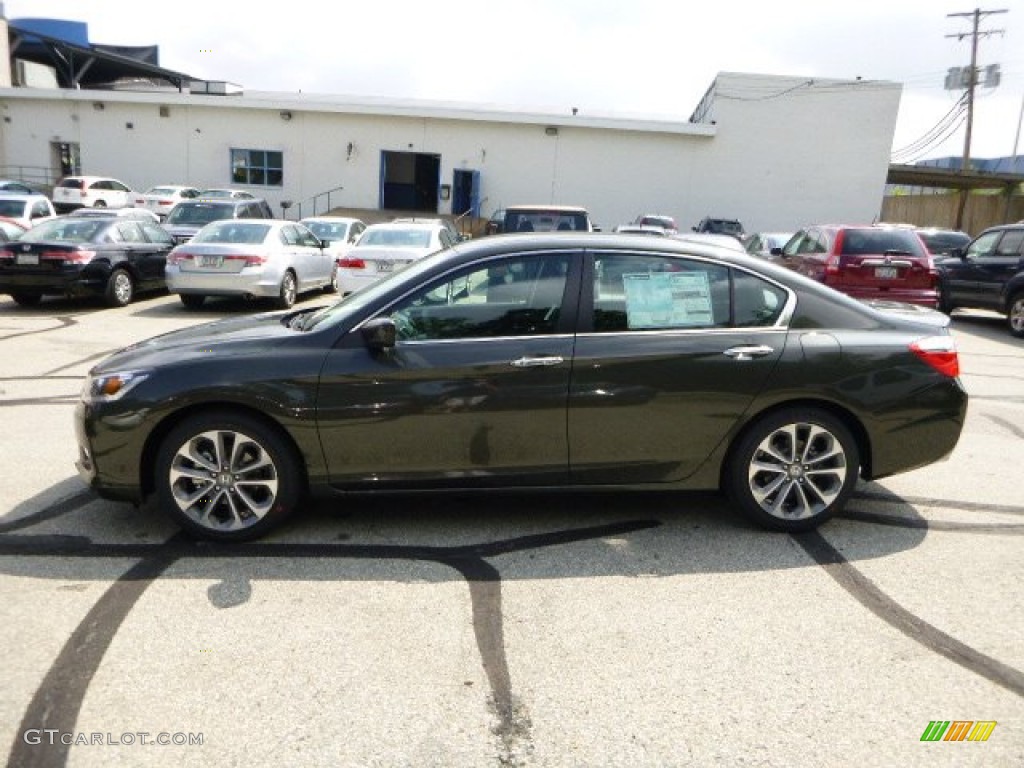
6 0 1023 162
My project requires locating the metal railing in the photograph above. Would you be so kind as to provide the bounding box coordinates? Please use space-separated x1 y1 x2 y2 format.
0 165 58 193
287 185 345 220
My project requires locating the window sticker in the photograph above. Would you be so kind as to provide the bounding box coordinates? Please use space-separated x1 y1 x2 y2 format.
622 271 714 328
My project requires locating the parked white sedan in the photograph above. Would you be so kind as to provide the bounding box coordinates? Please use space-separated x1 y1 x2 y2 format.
299 216 366 261
338 221 456 295
133 185 201 220
165 220 336 310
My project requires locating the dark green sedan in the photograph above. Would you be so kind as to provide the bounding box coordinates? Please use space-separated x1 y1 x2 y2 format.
75 234 968 541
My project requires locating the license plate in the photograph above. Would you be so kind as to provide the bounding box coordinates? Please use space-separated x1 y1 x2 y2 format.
198 255 223 268
376 262 393 272
875 266 898 279
16 253 39 266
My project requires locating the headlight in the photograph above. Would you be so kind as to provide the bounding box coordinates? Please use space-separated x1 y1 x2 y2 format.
81 370 151 403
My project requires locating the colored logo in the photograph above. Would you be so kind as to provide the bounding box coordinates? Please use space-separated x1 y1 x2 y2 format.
920 721 997 742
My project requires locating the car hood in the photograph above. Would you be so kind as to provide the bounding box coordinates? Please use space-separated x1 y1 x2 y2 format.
91 312 300 373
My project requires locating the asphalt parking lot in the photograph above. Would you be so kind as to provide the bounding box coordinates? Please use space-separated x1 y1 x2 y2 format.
1 291 1022 768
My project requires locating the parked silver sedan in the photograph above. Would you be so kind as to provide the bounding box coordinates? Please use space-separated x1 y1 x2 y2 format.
165 220 336 309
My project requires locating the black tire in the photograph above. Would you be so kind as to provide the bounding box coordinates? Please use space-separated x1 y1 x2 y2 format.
11 292 43 307
154 411 303 541
937 285 954 315
724 407 859 532
180 294 206 310
324 264 339 293
1007 291 1024 338
104 268 134 307
275 270 297 309
93 199 107 208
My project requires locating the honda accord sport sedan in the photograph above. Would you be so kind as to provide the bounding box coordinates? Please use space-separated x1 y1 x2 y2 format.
75 234 968 541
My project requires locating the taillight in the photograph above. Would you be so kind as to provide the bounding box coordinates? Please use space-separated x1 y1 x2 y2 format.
337 258 366 269
43 249 96 263
166 252 191 265
0 248 13 259
910 335 959 378
226 254 267 266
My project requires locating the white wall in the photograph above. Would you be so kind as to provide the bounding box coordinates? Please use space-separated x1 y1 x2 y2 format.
0 72 901 232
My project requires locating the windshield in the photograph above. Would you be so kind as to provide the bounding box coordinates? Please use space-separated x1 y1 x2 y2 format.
166 204 234 226
358 228 432 248
146 187 178 196
305 221 350 240
302 249 454 331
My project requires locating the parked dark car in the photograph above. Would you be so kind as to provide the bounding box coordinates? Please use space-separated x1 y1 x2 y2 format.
933 223 1024 337
915 227 971 257
774 225 939 308
75 233 966 541
0 214 174 306
694 217 745 239
163 198 274 244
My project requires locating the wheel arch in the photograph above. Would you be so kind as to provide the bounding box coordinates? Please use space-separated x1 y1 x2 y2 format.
139 402 309 499
720 397 872 488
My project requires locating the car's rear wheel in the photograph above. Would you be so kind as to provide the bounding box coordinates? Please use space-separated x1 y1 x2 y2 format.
154 411 303 541
724 407 859 532
93 199 107 208
1008 292 1024 338
937 285 954 315
11 292 43 307
179 294 206 309
276 270 297 309
104 268 134 307
324 264 339 293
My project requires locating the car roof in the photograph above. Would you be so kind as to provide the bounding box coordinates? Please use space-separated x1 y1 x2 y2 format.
505 205 589 213
364 221 443 231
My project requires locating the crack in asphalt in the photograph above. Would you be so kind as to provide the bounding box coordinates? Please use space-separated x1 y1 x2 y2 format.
0 315 78 342
2 518 660 768
3 488 1023 767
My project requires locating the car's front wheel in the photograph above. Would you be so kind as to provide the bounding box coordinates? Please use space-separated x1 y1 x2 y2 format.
724 407 859 532
93 199 107 208
154 411 303 541
1008 291 1024 338
104 268 134 307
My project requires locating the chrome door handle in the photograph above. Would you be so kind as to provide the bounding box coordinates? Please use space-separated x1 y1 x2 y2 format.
723 345 774 361
510 356 564 368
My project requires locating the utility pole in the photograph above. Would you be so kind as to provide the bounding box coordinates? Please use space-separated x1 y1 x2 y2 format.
947 7 1007 230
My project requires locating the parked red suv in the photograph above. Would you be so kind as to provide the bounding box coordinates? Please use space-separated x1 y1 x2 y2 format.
773 225 939 308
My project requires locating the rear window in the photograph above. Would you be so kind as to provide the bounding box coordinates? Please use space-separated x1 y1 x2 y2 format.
917 231 970 254
57 178 85 190
360 228 433 247
839 229 927 257
21 218 102 243
165 203 235 226
504 209 590 232
193 222 271 245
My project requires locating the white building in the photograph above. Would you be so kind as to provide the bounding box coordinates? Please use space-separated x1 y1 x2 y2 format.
1 18 902 233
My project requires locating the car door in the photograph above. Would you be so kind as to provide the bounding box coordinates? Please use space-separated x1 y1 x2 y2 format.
569 249 788 484
316 249 580 487
112 221 162 286
941 229 1002 307
294 223 330 286
975 229 1024 308
139 221 174 288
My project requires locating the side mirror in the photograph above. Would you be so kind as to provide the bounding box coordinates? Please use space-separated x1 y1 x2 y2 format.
319 238 332 249
951 247 966 259
692 226 699 232
362 317 396 351
770 247 784 257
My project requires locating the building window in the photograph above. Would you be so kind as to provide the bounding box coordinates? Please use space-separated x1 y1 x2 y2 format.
230 149 283 187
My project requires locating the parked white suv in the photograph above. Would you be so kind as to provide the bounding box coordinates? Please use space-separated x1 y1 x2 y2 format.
52 176 135 213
